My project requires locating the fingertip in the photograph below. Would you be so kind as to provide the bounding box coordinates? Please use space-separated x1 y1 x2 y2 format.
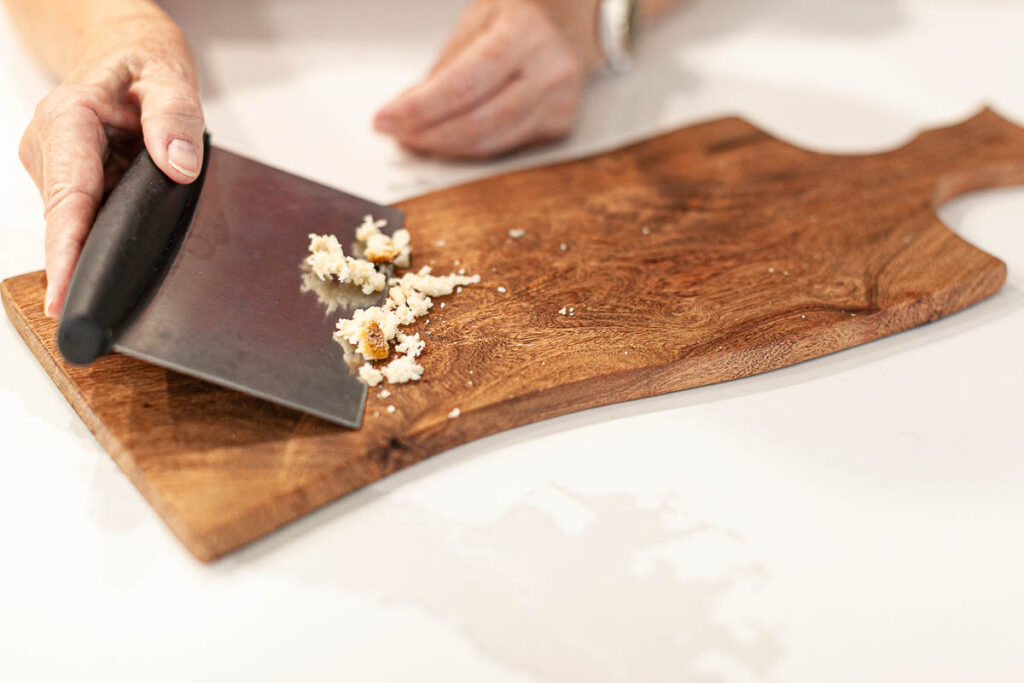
44 243 84 320
374 110 399 135
44 279 64 319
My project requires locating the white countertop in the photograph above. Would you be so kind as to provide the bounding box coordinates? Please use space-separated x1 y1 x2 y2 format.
2 1 1023 681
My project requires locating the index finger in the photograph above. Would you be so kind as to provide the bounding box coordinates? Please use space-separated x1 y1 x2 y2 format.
34 109 107 317
374 24 534 134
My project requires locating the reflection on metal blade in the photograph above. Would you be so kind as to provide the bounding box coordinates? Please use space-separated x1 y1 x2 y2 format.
113 147 404 428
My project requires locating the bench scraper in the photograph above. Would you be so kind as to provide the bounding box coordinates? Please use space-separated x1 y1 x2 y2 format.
56 135 403 428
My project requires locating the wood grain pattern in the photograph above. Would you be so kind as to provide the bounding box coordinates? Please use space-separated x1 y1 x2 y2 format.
4 109 1023 561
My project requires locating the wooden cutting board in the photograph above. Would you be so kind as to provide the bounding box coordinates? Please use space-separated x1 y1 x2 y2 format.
4 109 1023 561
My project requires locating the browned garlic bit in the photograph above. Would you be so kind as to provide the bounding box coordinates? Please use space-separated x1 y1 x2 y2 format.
358 321 389 360
307 215 480 386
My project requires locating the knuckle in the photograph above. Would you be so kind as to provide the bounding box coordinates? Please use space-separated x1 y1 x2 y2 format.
141 102 204 125
139 82 203 120
511 0 544 27
480 33 511 63
43 182 97 221
34 87 93 133
17 130 34 171
32 92 64 128
480 11 519 57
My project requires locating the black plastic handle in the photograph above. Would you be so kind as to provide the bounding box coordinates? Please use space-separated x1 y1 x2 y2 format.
57 135 209 365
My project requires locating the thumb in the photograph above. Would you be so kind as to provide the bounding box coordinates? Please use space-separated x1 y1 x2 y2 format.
134 75 205 183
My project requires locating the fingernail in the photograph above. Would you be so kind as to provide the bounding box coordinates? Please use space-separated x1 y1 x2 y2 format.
167 138 198 178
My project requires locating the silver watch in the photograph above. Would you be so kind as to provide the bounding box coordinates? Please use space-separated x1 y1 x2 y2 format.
596 0 639 73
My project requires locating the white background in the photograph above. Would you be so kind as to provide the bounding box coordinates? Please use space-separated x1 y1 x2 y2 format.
2 1 1023 681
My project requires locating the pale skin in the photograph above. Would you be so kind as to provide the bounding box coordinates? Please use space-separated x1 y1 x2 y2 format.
4 0 681 318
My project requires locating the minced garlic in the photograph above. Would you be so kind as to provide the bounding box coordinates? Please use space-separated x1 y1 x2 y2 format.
364 232 400 264
359 363 384 387
358 321 389 360
395 332 425 358
383 353 424 384
355 215 387 242
305 231 386 295
309 215 480 387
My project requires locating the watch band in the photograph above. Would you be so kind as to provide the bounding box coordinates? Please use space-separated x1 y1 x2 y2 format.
597 0 639 73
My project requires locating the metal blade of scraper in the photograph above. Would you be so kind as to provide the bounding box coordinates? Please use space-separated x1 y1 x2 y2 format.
112 147 403 428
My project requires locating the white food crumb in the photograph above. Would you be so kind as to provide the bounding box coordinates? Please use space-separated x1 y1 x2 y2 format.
355 215 387 242
353 216 412 267
508 228 526 239
448 408 461 419
456 286 463 294
386 405 396 414
310 216 482 388
559 306 567 315
383 353 424 384
440 302 446 308
359 363 383 387
497 286 507 294
364 232 400 264
379 389 391 399
801 314 806 319
395 332 425 358
435 239 446 247
306 233 389 294
559 243 568 251
768 267 775 273
642 226 651 235
454 259 461 266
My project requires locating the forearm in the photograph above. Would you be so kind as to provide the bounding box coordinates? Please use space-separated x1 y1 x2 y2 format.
3 0 171 77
